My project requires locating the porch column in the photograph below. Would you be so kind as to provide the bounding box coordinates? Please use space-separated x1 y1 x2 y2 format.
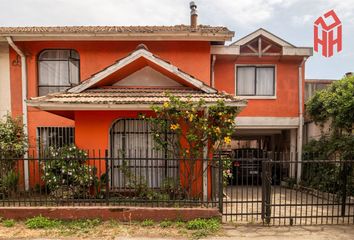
289 129 297 178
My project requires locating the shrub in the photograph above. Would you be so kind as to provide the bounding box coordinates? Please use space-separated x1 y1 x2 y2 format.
25 216 61 229
0 170 19 195
159 220 173 228
0 114 27 196
2 219 15 227
41 145 98 199
141 219 154 227
0 114 27 158
61 219 101 230
186 218 220 232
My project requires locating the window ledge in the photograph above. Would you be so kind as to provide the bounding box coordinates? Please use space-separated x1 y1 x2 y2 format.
236 95 277 100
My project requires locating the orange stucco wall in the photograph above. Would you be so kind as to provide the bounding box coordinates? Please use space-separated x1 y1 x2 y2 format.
214 56 304 117
9 41 211 150
8 39 306 196
74 110 152 152
75 110 208 197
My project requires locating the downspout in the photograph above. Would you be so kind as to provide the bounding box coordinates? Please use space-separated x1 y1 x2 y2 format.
6 37 29 191
211 55 216 88
297 57 307 184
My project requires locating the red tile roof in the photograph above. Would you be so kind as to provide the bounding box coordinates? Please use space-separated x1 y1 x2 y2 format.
28 88 245 107
0 25 232 35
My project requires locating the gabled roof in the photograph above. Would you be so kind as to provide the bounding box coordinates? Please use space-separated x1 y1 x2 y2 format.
211 28 312 57
69 45 217 94
231 28 294 47
0 25 234 42
27 45 247 113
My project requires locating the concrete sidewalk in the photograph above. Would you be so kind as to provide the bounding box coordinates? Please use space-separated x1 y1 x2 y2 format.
114 225 354 240
214 225 354 240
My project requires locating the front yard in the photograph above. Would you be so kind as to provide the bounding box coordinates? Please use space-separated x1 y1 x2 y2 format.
0 216 224 239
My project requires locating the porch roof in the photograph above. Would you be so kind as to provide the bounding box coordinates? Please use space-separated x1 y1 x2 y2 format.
27 87 246 111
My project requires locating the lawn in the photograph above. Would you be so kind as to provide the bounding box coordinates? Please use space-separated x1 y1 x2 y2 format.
0 216 223 239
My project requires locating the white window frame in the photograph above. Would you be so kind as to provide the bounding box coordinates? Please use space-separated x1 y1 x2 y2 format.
235 64 277 99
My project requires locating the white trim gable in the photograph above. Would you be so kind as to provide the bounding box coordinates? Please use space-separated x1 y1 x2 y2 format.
68 48 216 94
231 28 294 47
113 66 183 87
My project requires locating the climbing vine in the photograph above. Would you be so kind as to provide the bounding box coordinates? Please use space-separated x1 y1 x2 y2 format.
141 94 240 197
142 94 240 159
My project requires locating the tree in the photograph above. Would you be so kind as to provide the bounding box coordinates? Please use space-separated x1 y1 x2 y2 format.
306 75 354 133
305 75 354 158
142 94 241 197
304 75 354 195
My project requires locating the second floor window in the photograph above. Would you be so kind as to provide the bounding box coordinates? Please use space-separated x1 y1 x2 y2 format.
236 66 275 96
38 49 80 96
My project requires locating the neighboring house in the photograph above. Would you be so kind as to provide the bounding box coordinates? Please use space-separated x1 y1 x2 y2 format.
0 3 312 189
303 79 335 143
0 42 11 116
303 73 354 143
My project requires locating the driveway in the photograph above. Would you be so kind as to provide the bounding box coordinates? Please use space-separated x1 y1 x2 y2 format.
223 185 354 225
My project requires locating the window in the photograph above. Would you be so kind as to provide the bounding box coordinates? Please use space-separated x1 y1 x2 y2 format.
236 66 275 96
37 127 75 153
38 49 80 96
110 119 178 188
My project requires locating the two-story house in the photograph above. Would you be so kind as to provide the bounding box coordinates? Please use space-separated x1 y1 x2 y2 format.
0 3 312 191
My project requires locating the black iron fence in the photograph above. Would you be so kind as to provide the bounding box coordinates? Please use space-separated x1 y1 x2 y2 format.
0 150 220 208
222 150 354 225
1 149 353 226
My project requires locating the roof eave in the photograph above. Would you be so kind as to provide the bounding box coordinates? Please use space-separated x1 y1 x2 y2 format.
27 101 247 111
211 45 313 57
0 32 234 42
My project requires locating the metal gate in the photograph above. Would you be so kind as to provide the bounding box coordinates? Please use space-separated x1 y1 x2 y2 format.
222 151 354 225
109 118 178 189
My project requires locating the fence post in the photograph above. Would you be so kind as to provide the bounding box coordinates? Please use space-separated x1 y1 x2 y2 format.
262 160 272 224
218 154 223 213
340 160 348 217
105 149 110 206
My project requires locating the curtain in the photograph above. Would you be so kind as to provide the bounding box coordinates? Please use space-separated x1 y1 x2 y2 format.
38 50 79 96
111 119 178 189
256 67 274 95
237 67 255 95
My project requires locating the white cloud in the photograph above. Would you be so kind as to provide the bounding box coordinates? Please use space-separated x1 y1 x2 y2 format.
292 14 314 25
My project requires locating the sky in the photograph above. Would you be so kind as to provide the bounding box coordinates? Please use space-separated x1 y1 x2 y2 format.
0 0 353 79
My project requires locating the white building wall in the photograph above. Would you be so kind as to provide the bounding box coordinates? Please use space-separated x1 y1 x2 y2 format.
0 42 11 117
304 120 331 142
